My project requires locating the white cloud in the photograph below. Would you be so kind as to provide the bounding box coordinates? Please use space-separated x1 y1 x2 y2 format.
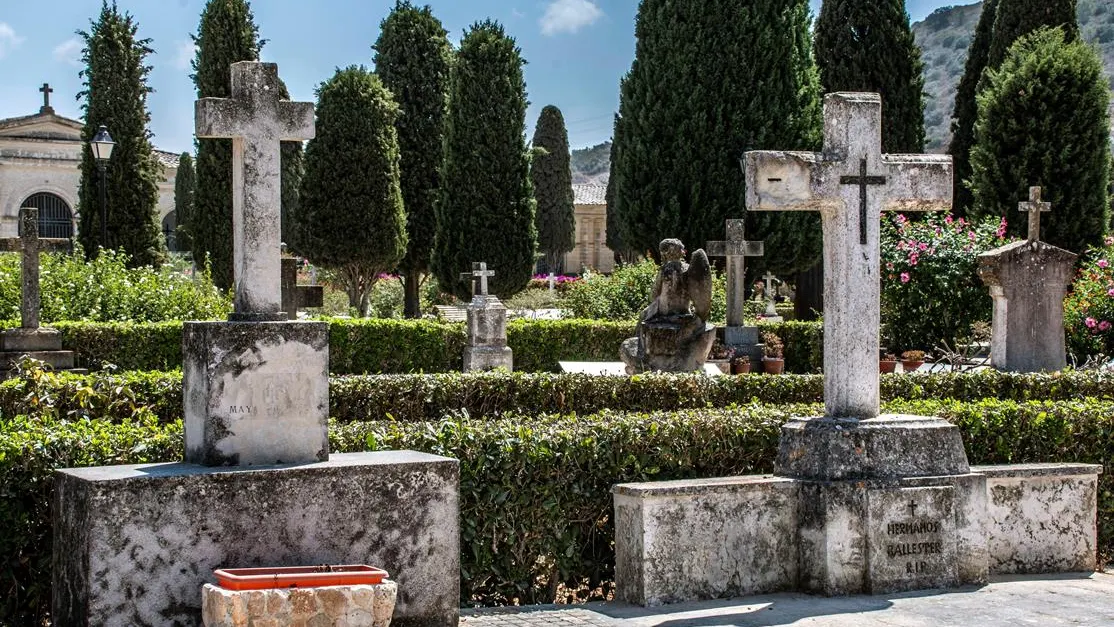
174 40 197 71
0 23 26 59
53 38 82 67
540 0 603 36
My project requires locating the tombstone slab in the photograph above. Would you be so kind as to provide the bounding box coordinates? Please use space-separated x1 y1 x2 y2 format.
461 263 513 372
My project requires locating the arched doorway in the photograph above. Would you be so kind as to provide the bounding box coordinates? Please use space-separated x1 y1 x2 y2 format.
161 211 177 251
19 192 74 239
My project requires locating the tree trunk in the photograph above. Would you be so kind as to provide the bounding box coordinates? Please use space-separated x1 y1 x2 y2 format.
402 269 422 318
794 262 823 321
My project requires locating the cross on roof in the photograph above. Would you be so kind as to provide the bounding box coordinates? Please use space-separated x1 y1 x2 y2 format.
39 83 53 112
744 92 952 418
0 208 72 330
1018 186 1051 242
461 262 496 297
195 61 315 320
706 219 764 327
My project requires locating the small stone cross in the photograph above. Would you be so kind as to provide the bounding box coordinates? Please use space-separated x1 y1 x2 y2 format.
907 501 919 518
280 257 323 320
195 61 315 320
39 83 54 111
461 262 496 297
0 207 72 329
762 272 780 317
745 93 952 418
1018 186 1051 242
706 219 764 326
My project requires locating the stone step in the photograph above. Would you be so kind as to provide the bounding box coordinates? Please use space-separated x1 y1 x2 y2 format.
0 350 76 370
1 327 63 351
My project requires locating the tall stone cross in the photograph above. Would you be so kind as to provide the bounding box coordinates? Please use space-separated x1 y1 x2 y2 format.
39 83 54 112
461 262 495 297
1018 186 1051 242
195 61 315 320
706 219 764 326
0 207 71 329
744 93 952 418
762 272 780 317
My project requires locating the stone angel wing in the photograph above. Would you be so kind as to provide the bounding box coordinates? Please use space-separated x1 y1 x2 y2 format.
685 249 713 321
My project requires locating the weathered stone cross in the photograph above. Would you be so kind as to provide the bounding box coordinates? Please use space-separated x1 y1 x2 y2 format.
706 219 764 326
745 93 952 418
1018 186 1051 242
461 262 495 297
195 61 315 320
39 83 53 110
280 257 323 320
762 271 780 317
0 207 71 329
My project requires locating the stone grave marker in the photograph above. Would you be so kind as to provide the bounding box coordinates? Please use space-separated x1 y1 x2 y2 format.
706 219 764 349
280 256 324 320
760 271 782 322
461 261 513 371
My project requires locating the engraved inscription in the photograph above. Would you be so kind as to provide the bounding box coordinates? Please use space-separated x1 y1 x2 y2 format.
229 405 254 414
885 501 944 575
867 486 957 592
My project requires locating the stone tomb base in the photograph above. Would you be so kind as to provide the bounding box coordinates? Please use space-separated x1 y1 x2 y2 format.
53 451 459 627
203 581 398 627
613 415 1101 605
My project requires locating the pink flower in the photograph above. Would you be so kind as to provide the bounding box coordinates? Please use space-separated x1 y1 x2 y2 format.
1107 288 1114 297
900 272 911 283
908 253 919 266
968 231 977 242
886 262 894 270
945 215 954 225
1086 317 1098 329
1099 260 1109 269
919 242 929 251
895 214 907 224
1100 321 1112 332
996 218 1008 238
1106 236 1114 246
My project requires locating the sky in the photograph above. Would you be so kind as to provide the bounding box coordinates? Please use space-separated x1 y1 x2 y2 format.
0 0 961 155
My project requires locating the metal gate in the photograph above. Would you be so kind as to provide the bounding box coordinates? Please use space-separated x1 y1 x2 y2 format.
19 192 74 239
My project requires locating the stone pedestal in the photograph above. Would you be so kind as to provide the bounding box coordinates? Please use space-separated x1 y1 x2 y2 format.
0 327 79 373
183 321 329 466
463 295 513 372
202 581 398 627
723 325 763 363
978 240 1076 372
53 451 460 627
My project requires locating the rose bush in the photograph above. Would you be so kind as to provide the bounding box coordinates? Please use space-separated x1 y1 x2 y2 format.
1065 236 1114 359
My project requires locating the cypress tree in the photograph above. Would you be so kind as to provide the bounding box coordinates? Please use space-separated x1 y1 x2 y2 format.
987 0 1078 69
531 105 576 274
298 66 408 317
76 1 165 267
373 1 452 318
969 27 1111 254
948 0 999 218
432 21 536 301
814 0 926 153
174 152 195 252
609 0 823 278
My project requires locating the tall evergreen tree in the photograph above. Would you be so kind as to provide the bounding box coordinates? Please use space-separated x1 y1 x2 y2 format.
969 27 1111 254
174 152 195 252
948 0 999 218
298 66 408 317
814 0 926 153
531 105 576 274
76 1 165 267
191 0 304 288
432 21 536 301
373 1 452 318
609 0 823 278
987 0 1078 69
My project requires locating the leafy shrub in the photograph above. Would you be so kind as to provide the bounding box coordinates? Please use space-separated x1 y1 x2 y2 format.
55 320 185 371
561 260 728 323
880 212 1009 352
1065 236 1114 358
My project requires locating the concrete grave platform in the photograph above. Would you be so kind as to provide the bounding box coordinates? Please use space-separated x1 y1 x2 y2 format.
53 451 459 627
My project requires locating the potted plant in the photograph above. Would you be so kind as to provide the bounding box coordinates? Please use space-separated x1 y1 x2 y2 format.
707 340 735 374
880 352 898 374
731 354 751 374
760 331 785 375
901 350 926 372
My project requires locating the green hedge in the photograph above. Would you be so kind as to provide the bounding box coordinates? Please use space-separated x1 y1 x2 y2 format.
3 400 1112 622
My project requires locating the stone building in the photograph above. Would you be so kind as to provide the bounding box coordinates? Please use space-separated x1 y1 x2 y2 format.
0 87 180 246
564 183 616 274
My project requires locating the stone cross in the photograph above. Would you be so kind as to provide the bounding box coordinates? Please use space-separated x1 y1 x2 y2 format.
706 219 764 326
762 272 780 317
744 92 952 418
460 262 495 297
39 83 54 111
0 207 71 329
195 61 315 320
280 257 324 321
1018 186 1051 242
547 272 556 294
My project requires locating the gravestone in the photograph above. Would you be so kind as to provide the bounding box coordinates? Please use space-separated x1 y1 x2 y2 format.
280 256 324 320
0 207 78 372
706 219 764 351
977 186 1076 372
760 272 782 322
461 261 513 372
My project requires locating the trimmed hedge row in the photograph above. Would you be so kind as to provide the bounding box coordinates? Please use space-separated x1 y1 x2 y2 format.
40 319 823 374
3 399 1112 623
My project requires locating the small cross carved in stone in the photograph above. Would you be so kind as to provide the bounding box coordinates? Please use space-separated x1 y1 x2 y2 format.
0 207 72 329
706 219 764 327
1018 186 1051 242
907 501 919 518
461 262 496 297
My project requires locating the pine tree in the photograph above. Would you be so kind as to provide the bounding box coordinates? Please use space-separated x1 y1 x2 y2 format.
987 0 1078 69
432 21 536 301
948 0 1000 218
76 1 165 267
814 0 926 154
373 1 452 318
609 0 823 278
531 105 576 274
297 66 408 317
969 27 1111 254
174 152 195 252
190 0 303 288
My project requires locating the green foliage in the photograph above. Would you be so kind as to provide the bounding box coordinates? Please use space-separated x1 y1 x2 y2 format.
433 21 536 301
988 0 1080 68
815 0 927 153
373 1 452 318
531 105 577 273
609 0 823 280
327 317 465 373
1065 236 1114 357
173 152 196 252
880 213 1008 352
55 321 187 371
969 27 1112 255
948 0 999 217
559 259 728 324
76 1 166 267
298 66 408 317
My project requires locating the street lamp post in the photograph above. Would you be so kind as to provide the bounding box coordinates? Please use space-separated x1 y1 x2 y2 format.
90 125 115 249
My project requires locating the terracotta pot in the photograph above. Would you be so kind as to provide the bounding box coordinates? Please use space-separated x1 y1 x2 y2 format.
214 565 388 591
732 361 752 374
762 357 785 375
902 360 924 373
880 360 898 374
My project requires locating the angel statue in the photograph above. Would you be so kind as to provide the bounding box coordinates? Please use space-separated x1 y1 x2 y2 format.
620 238 716 373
